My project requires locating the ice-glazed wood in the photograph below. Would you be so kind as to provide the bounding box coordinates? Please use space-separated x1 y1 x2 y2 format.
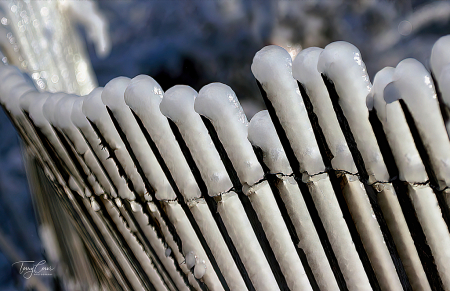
408 185 450 290
247 181 313 291
83 85 140 200
124 76 246 288
251 45 325 177
128 201 190 291
371 67 428 183
384 58 450 190
187 199 248 290
372 66 449 290
247 111 292 175
292 45 403 290
123 75 200 201
248 110 340 291
430 35 450 107
293 47 357 174
53 94 110 196
161 85 277 290
55 96 117 196
317 41 389 183
196 83 313 291
164 201 225 291
101 76 176 201
340 175 403 291
217 192 280 291
308 173 372 291
251 45 372 291
28 93 87 196
160 85 233 196
83 198 146 291
71 93 133 200
148 201 202 291
195 83 264 189
102 198 169 291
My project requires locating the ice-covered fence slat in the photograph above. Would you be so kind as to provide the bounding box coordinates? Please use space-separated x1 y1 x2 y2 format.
295 43 406 290
99 77 225 291
196 83 313 291
125 76 246 291
252 45 374 291
160 85 274 291
375 63 450 290
248 110 339 291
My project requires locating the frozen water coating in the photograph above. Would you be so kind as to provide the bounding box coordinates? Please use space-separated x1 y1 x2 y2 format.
20 90 49 115
373 65 450 290
54 95 90 155
248 110 292 175
72 94 130 201
83 85 138 200
384 58 450 189
47 94 104 196
101 76 176 201
55 95 116 196
438 64 450 108
124 75 201 201
71 93 95 129
43 93 69 126
54 95 80 130
160 85 233 195
432 35 450 137
0 72 31 105
4 84 36 117
195 82 264 189
251 45 325 176
430 35 450 87
318 41 389 183
371 67 428 183
0 65 35 116
293 47 357 173
28 93 85 196
165 201 225 291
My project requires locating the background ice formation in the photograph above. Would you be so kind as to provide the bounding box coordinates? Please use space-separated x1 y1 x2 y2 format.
1 0 449 289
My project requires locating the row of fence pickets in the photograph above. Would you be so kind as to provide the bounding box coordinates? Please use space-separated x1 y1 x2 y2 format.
1 36 450 291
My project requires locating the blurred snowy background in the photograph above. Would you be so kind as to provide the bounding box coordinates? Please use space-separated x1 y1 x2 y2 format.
1 0 450 289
